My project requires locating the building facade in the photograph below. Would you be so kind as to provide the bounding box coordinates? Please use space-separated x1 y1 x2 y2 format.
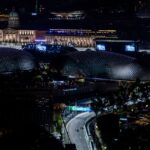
0 28 118 47
0 10 118 47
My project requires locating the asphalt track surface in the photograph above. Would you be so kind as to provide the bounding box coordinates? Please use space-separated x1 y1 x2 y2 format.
66 112 95 150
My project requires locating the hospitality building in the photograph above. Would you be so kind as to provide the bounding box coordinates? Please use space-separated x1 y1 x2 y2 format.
0 10 118 47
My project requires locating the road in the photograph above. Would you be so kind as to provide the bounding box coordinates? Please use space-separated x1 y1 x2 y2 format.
65 112 95 150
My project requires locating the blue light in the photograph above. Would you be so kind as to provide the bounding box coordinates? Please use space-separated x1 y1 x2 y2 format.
31 12 37 16
36 44 46 51
120 118 128 121
125 44 135 52
67 106 92 112
96 44 106 51
35 39 47 42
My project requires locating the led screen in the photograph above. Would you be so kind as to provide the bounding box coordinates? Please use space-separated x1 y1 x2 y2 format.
125 44 135 52
96 44 106 51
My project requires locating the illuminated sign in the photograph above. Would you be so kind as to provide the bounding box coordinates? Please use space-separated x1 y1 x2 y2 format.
120 118 128 121
67 106 92 112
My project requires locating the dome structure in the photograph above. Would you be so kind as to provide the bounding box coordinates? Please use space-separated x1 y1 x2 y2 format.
0 48 36 73
8 10 20 28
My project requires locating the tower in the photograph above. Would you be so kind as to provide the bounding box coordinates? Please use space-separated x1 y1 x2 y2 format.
8 9 20 28
35 0 39 13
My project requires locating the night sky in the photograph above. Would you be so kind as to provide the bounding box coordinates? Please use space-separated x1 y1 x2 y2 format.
0 0 149 12
0 0 98 10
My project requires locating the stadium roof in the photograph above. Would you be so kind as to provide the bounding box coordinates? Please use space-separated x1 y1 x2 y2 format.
0 48 36 73
52 50 147 80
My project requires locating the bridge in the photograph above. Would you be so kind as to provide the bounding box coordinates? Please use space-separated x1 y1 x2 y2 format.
0 43 95 51
0 43 149 53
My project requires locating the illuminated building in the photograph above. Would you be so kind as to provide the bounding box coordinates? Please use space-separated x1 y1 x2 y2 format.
0 10 118 47
0 29 35 44
8 9 20 28
50 11 85 20
0 14 9 22
0 28 117 47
